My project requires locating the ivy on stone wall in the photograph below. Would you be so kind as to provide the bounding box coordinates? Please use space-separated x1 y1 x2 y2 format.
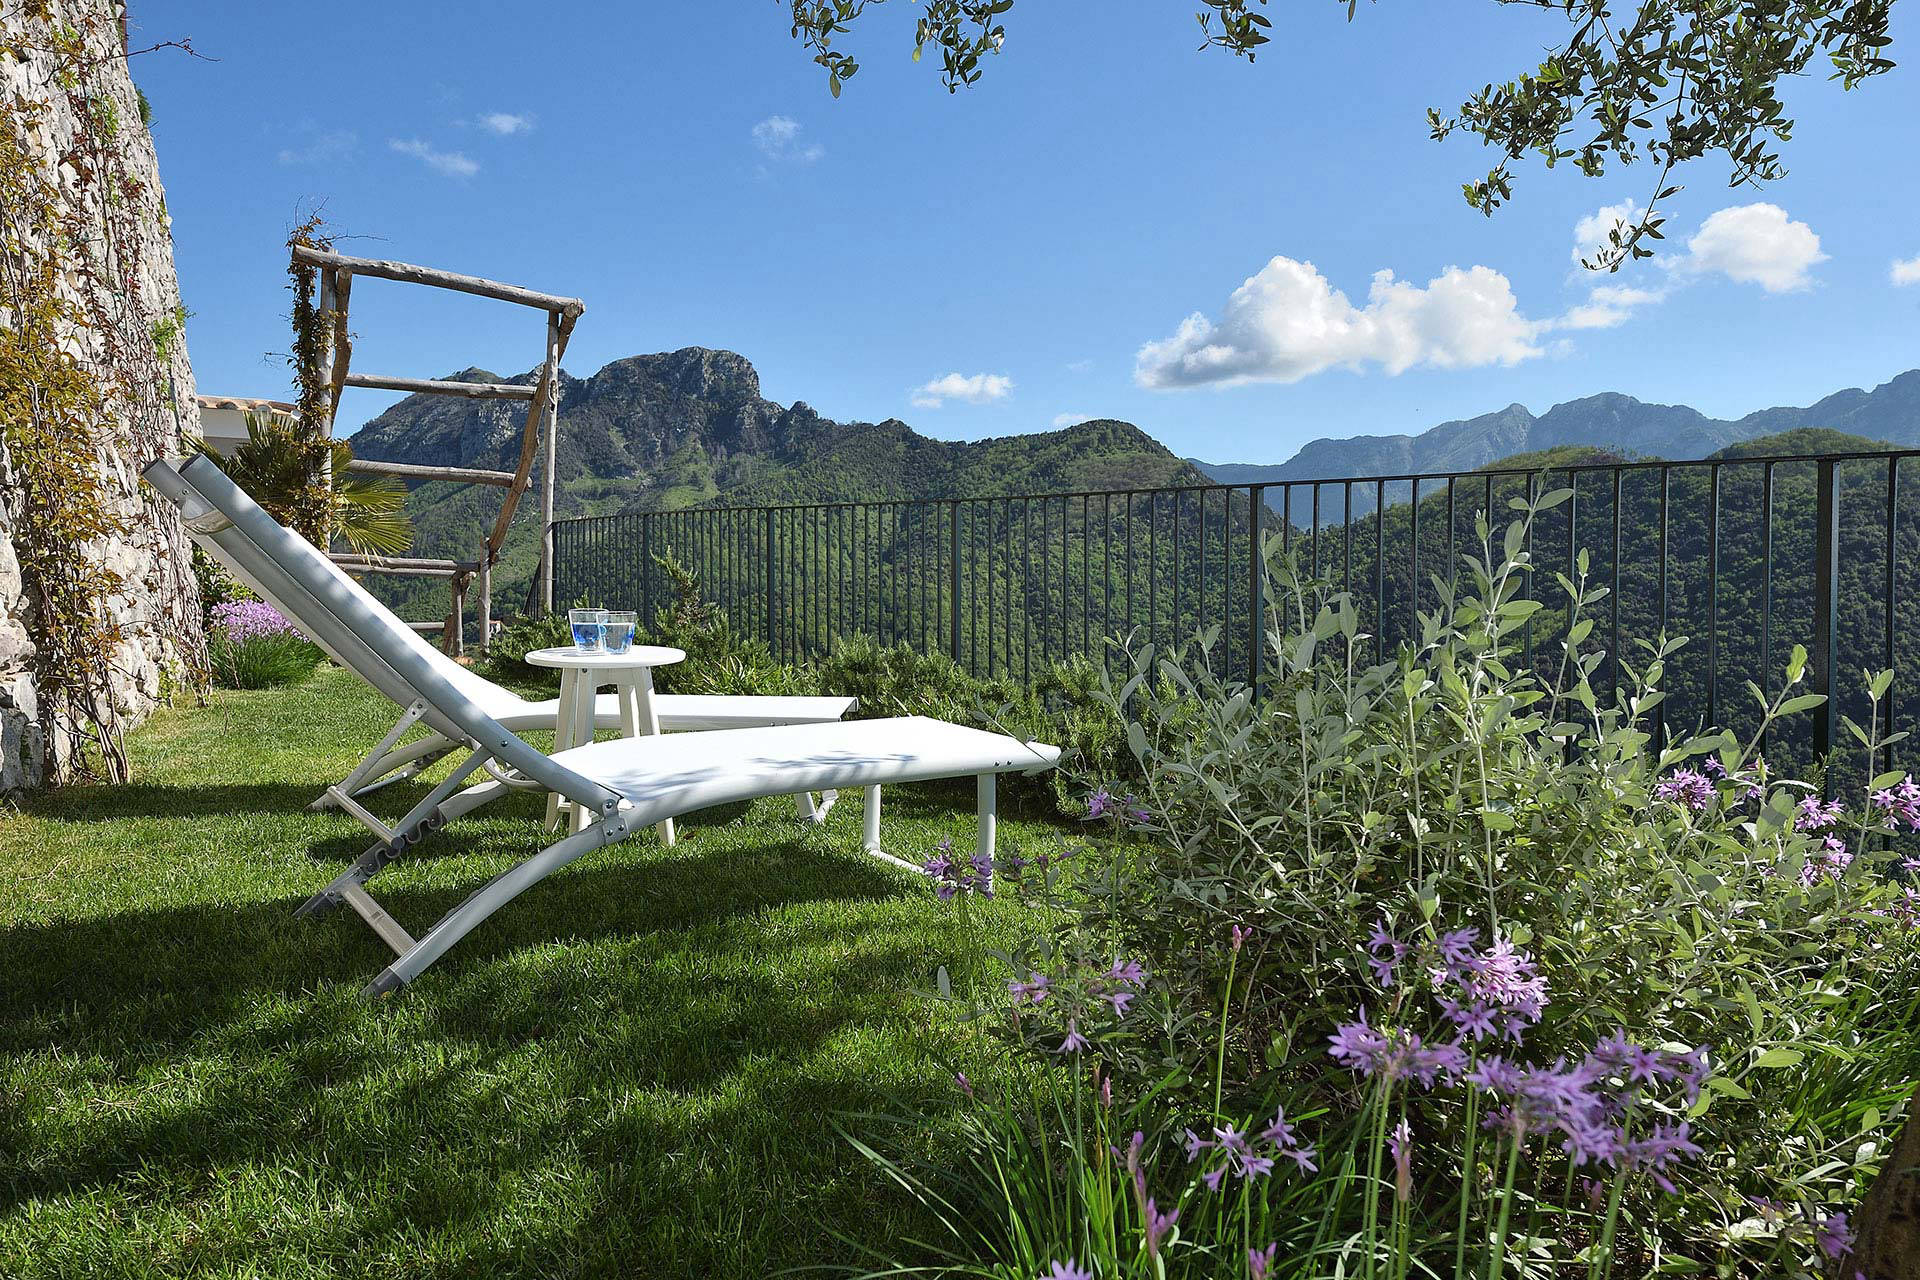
0 4 206 783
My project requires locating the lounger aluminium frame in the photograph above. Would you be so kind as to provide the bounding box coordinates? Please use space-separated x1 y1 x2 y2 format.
167 455 859 839
145 456 1060 996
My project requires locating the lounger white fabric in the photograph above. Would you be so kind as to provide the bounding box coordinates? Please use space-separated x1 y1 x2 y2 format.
160 458 857 835
144 455 1059 995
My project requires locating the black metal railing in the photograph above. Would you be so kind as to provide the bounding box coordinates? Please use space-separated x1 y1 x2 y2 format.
553 447 1920 781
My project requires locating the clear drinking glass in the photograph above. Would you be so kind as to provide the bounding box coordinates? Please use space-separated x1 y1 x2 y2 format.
603 610 637 655
569 608 606 651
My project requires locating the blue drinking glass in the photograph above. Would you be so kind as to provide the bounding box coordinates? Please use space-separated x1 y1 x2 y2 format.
569 608 606 651
603 611 637 655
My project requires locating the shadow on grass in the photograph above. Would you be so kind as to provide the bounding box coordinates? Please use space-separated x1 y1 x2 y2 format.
0 837 967 1277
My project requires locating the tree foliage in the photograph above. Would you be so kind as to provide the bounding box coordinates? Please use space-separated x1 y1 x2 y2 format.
782 0 1899 268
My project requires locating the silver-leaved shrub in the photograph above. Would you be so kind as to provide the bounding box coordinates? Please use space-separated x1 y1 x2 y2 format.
887 495 1917 1280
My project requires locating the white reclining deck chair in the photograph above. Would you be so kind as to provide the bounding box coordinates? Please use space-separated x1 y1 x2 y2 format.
164 459 858 841
145 456 1059 996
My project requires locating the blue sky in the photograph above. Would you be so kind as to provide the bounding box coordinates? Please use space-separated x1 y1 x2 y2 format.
135 3 1920 465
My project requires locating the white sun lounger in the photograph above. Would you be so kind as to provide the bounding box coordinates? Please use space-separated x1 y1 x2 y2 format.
144 455 1059 995
162 458 857 836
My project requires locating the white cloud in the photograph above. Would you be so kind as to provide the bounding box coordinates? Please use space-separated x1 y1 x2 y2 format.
1571 199 1644 267
911 372 1013 408
1135 257 1542 390
277 128 356 166
388 138 478 178
1065 358 1095 373
1678 203 1825 293
751 115 824 164
1052 412 1095 428
475 111 534 136
1555 284 1667 331
1893 255 1920 286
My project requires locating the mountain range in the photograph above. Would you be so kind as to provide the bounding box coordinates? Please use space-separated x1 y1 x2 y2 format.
346 351 1920 621
348 347 1204 618
1187 369 1920 486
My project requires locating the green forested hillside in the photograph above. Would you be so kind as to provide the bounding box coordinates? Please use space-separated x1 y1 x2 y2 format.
346 349 1206 620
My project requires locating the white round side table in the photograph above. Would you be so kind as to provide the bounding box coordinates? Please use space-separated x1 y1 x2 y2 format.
524 644 686 841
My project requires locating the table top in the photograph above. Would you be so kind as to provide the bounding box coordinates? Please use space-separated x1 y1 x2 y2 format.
524 644 686 670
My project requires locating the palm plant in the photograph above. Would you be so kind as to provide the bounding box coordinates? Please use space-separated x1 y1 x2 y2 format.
195 409 412 558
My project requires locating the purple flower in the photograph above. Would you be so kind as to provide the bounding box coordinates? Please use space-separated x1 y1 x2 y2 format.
1328 1010 1390 1074
1328 1011 1464 1089
1457 936 1549 1038
1388 1117 1412 1201
1057 1021 1089 1054
1188 1111 1315 1190
1437 926 1481 972
1366 920 1409 987
1248 1242 1278 1280
1701 756 1727 778
1440 997 1499 1041
969 850 995 898
1086 789 1113 819
1144 1198 1178 1258
1041 1260 1092 1280
1230 923 1249 953
1008 972 1050 1005
1106 959 1147 989
954 1071 972 1098
1103 989 1136 1016
210 599 304 643
1816 1210 1855 1262
1872 776 1920 831
1653 768 1716 811
1795 795 1845 832
1626 1120 1703 1194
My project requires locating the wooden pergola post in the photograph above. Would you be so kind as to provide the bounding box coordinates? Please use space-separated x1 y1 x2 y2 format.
288 244 584 643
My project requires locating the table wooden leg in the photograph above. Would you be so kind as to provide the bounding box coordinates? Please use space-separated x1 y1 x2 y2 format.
620 668 674 846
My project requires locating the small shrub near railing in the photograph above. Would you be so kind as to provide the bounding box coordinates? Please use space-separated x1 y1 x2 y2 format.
856 493 1917 1280
206 600 323 690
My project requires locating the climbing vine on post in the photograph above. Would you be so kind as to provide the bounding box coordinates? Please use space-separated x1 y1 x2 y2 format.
283 215 339 546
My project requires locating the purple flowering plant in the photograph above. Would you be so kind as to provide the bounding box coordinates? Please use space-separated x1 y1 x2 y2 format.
205 599 323 689
856 514 1914 1280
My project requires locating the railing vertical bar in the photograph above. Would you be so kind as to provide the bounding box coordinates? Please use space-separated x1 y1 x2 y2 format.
1082 494 1091 661
1611 468 1622 708
1760 462 1774 757
1656 465 1670 751
1812 457 1839 775
1707 462 1720 729
1887 456 1900 774
1249 486 1264 696
1311 485 1321 580
1410 478 1421 633
1148 492 1159 654
1343 480 1354 599
1523 472 1537 671
1373 479 1385 653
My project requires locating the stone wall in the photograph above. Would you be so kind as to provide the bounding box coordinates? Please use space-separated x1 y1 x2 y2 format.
0 2 204 792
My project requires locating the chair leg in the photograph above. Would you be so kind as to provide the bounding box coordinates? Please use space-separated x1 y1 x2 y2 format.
977 772 996 867
795 788 842 824
364 813 633 996
297 748 490 920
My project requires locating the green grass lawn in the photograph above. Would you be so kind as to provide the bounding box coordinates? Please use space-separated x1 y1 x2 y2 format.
0 667 1068 1279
